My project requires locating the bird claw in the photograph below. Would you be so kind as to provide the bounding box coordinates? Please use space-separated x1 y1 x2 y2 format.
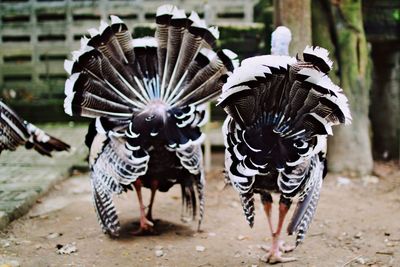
260 253 297 264
260 240 296 264
145 218 154 227
131 218 156 236
261 240 295 253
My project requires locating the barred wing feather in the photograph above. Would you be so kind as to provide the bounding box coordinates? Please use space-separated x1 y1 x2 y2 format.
0 100 70 156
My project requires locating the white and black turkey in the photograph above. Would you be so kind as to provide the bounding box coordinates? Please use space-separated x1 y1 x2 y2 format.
218 38 351 261
63 4 238 237
0 100 70 156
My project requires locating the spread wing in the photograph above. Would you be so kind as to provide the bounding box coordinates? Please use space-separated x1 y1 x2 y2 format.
0 100 29 153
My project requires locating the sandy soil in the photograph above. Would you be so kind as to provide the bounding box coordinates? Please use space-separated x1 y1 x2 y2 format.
1 156 399 267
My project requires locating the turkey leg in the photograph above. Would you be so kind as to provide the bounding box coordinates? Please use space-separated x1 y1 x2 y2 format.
261 201 296 263
132 179 154 235
146 179 158 222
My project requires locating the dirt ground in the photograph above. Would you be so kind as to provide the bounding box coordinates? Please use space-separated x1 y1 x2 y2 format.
1 155 399 267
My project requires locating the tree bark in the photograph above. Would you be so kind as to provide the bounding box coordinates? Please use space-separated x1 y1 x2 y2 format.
312 0 373 175
273 0 312 53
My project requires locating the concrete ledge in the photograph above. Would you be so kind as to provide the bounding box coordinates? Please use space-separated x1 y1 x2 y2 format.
0 124 88 231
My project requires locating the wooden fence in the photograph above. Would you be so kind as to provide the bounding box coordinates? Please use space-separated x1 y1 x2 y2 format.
0 0 256 101
0 0 260 171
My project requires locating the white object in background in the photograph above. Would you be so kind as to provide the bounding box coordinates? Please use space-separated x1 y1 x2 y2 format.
271 26 292 56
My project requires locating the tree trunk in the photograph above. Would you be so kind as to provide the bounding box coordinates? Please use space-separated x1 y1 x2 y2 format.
312 0 373 175
273 0 312 53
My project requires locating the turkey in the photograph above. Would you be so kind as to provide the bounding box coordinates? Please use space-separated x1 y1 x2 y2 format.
63 4 238 237
218 29 351 262
0 100 70 156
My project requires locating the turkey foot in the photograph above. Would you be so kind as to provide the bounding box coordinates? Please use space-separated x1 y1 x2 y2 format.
260 201 296 263
145 213 160 226
261 240 295 253
146 212 154 222
132 217 156 235
260 238 296 264
260 251 296 264
132 179 157 235
145 179 159 224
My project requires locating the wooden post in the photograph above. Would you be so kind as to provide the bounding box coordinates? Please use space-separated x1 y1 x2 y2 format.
66 0 73 48
99 0 108 21
244 1 255 22
30 0 40 92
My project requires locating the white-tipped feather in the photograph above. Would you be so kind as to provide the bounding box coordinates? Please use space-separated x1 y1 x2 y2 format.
222 49 238 60
110 15 124 25
323 93 352 124
172 8 186 19
221 63 269 95
241 55 296 70
80 36 90 50
308 113 333 135
64 60 74 75
218 85 251 106
303 46 333 70
189 11 207 28
242 55 288 69
299 68 341 96
95 118 107 134
71 51 80 61
99 20 109 34
26 123 51 143
199 48 216 62
87 28 99 37
222 49 240 69
132 37 158 48
64 73 80 96
64 92 75 116
156 4 175 16
208 26 220 39
72 45 95 61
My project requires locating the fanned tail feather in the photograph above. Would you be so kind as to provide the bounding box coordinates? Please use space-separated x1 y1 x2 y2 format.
65 6 237 125
219 47 351 171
